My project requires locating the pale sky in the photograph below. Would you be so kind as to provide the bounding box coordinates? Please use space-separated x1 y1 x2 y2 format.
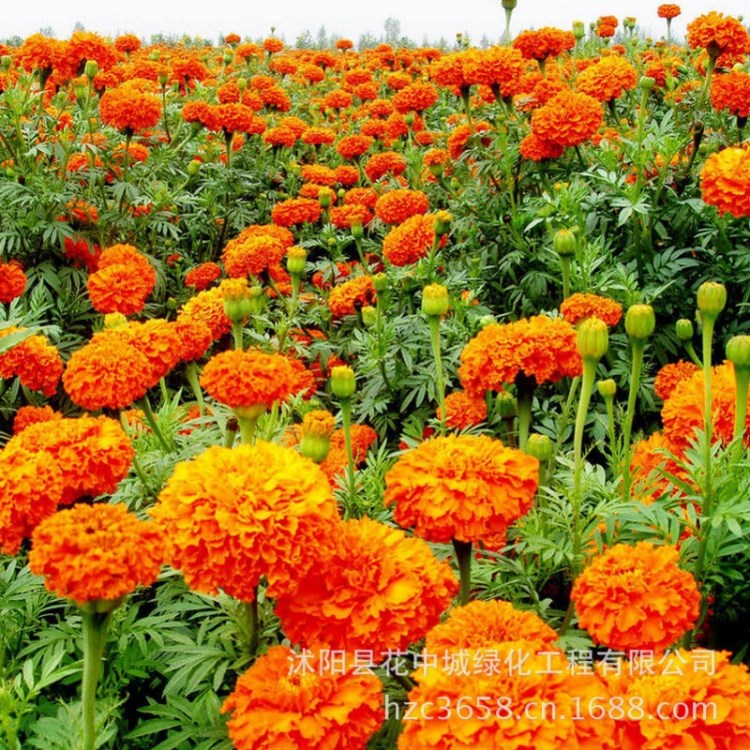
1 0 748 45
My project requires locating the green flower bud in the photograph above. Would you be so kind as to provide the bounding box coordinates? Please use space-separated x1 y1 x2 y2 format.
577 317 609 362
318 190 332 208
237 77 247 91
434 210 452 237
572 21 586 40
1 55 12 71
726 335 750 370
501 0 518 9
421 284 450 317
675 318 694 341
149 50 161 61
496 391 517 419
625 304 656 341
640 76 656 91
300 433 331 463
286 246 307 277
597 378 617 398
553 228 577 257
697 281 727 323
372 273 389 292
361 305 377 327
331 365 356 399
478 315 495 328
187 159 202 176
526 433 552 462
351 221 364 240
84 59 98 80
248 285 265 314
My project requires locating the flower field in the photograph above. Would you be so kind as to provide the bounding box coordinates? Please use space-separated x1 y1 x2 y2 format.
2 5 750 748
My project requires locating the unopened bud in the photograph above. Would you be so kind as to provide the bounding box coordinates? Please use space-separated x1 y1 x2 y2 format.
331 365 356 399
422 284 449 317
625 304 655 341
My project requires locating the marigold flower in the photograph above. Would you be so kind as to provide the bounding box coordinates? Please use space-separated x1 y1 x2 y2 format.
274 516 457 655
614 648 750 748
0 447 63 556
29 503 163 605
384 434 538 548
560 293 623 327
381 214 439 266
0 261 27 303
174 318 213 362
150 442 339 602
437 390 488 430
513 27 576 61
576 56 638 102
335 134 374 160
392 81 439 113
374 189 430 225
199 348 300 413
271 197 321 227
107 319 184 385
99 85 162 135
13 405 62 434
629 430 692 504
687 12 750 58
700 146 750 218
327 275 375 318
329 204 372 230
177 283 234 341
519 132 565 161
185 261 222 291
222 645 384 750
222 233 286 278
657 4 681 19
531 89 603 148
301 126 336 145
710 70 750 119
364 151 408 182
5 416 134 505
458 315 582 398
0 327 63 396
572 542 700 652
263 126 296 148
654 360 700 401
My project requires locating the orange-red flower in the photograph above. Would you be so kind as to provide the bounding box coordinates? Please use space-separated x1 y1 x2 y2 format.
458 315 582 397
150 442 339 602
560 293 623 327
335 134 374 160
87 244 156 315
629 430 692 503
327 275 375 318
364 151 408 182
222 645 384 750
0 261 27 303
531 89 603 148
382 214 439 266
176 282 235 341
185 261 222 291
711 70 750 119
437 390 488 430
519 132 565 161
513 27 575 61
29 503 163 605
687 12 750 58
374 189 430 225
654 360 700 401
700 146 750 218
576 56 638 102
571 542 700 652
271 197 321 227
99 85 162 135
0 327 63 396
222 233 286 278
13 405 62 434
657 4 681 19
274 516 457 655
384 434 539 548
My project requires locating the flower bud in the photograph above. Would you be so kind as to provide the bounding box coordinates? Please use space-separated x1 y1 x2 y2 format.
237 77 247 91
434 210 452 237
526 433 552 462
351 221 364 240
625 304 655 341
502 0 518 8
422 284 450 318
372 273 389 293
158 69 170 87
149 50 161 61
248 285 265 314
697 281 726 323
1 55 12 71
300 410 335 463
577 318 609 362
286 246 307 277
103 312 128 329
361 305 377 326
639 76 656 91
675 318 694 341
572 21 585 40
553 228 577 257
84 60 98 80
726 335 750 370
496 391 517 419
331 365 356 399
187 159 202 176
597 378 617 399
318 189 332 208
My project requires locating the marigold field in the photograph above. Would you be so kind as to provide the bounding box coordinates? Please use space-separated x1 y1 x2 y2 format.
3 5 750 749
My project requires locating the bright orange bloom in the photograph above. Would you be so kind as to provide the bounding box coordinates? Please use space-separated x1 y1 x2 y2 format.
392 81 439 113
531 89 603 148
424 599 558 654
150 442 339 602
374 189 430 225
571 542 700 652
263 126 296 148
458 315 582 397
222 233 286 278
176 282 234 341
335 134 374 160
385 435 538 548
0 447 62 555
711 70 750 118
327 275 375 318
13 405 62 434
222 645 383 750
654 360 700 401
519 132 565 161
560 293 623 327
329 204 372 229
629 430 692 504
463 47 525 97
398 644 616 750
437 390 488 430
687 12 750 58
364 151 408 182
99 85 162 134
199 348 301 413
701 146 750 218
274 516 457 655
0 327 63 397
382 214 439 266
0 261 27 303
185 262 222 291
108 319 184 385
271 197 321 227
29 503 163 605
5 416 133 505
614 648 750 749
87 244 156 314
301 126 336 145
657 4 681 19
513 28 576 61
114 34 141 53
576 56 638 102
174 318 212 363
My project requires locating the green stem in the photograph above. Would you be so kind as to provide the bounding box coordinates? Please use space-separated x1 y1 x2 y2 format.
81 610 112 750
237 415 257 444
621 340 645 499
224 418 238 448
340 398 357 519
136 397 172 452
555 376 580 455
231 320 244 350
159 377 169 404
185 362 206 416
244 598 259 656
452 539 473 606
684 340 703 367
515 373 536 451
732 367 750 462
428 316 447 435
561 256 572 300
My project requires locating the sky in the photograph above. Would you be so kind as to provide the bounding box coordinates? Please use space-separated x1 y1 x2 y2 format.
1 0 748 44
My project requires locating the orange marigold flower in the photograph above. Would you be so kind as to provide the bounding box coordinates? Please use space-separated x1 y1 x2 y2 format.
318 425 378 487
614 648 750 748
571 542 700 652
99 85 162 134
662 361 749 449
29 503 162 605
174 318 212 363
87 262 155 315
222 233 286 278
560 293 623 327
0 327 63 397
374 189 430 225
364 151 408 182
207 103 266 135
185 261 222 291
344 187 378 209
274 516 457 655
199 348 300 413
384 434 538 548
300 164 338 186
150 442 339 602
263 126 296 148
576 56 638 102
437 390 488 430
336 134 374 160
114 34 141 53
700 146 750 218
654 360 700 401
5 416 133 505
711 70 750 119
531 89 603 148
110 319 183 385
458 315 582 398
519 132 565 161
13 405 62 434
328 275 375 318
262 37 284 54
0 447 63 556
63 336 151 410
687 12 750 58
399 644 616 750
657 4 681 19
629 430 691 504
382 214 439 266
301 126 336 145
329 204 373 230
0 261 27 303
271 197 321 227
446 120 491 160
222 645 384 749
392 81 439 113
176 283 234 341
463 47 525 97
513 28 576 61
424 599 559 654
